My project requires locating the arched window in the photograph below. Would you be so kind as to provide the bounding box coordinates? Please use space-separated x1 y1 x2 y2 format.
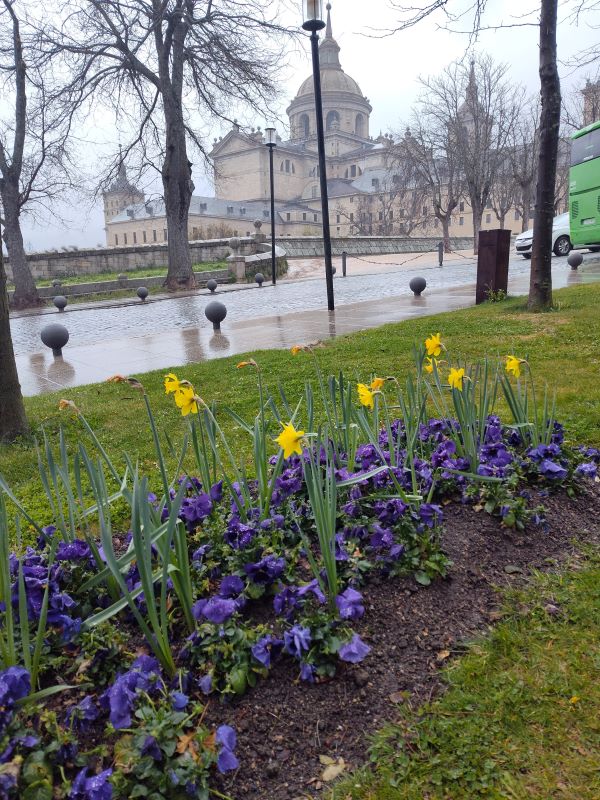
300 114 310 138
326 110 340 131
355 113 364 137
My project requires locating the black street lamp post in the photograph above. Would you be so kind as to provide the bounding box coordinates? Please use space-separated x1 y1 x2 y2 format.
302 0 335 311
265 126 277 285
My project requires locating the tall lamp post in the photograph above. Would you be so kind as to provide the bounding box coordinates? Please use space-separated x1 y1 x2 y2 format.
302 0 335 311
265 126 277 285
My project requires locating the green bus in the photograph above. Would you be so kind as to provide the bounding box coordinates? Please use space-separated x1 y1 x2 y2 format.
569 119 600 248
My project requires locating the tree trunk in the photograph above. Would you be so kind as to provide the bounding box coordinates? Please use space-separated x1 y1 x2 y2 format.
162 104 196 291
2 184 40 309
471 200 483 254
0 238 28 441
528 0 561 311
441 217 451 253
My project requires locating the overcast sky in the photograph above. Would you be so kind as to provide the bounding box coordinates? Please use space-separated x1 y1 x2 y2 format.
19 0 600 251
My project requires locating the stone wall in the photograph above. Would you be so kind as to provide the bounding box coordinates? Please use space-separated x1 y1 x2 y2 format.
4 237 256 281
278 236 475 258
8 269 231 303
5 235 474 282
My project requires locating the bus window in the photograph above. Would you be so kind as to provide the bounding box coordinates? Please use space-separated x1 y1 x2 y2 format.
571 128 600 166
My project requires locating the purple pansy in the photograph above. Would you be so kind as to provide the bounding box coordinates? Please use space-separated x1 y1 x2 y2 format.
338 634 371 664
335 587 365 620
69 767 113 800
539 459 568 481
195 596 237 624
216 725 239 773
0 667 30 707
575 461 597 478
141 735 162 761
251 635 283 668
170 691 189 710
56 540 92 562
244 555 286 585
283 625 311 659
219 575 245 598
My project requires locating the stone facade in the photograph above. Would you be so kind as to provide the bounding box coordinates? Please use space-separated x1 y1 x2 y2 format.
102 5 544 249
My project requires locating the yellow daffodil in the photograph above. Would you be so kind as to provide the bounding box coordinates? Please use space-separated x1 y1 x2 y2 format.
357 383 375 410
58 399 79 413
425 333 443 357
276 422 305 459
164 373 181 394
424 357 438 374
290 345 304 355
370 377 385 391
448 367 465 391
505 355 524 378
174 386 199 416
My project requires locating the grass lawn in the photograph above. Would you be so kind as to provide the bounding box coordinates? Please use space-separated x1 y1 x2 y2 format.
31 261 228 288
332 547 600 800
3 282 600 504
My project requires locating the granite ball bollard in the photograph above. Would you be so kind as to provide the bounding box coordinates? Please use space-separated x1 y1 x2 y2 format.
409 276 427 296
206 279 218 293
255 272 264 287
53 295 67 312
568 251 583 270
41 323 69 357
137 286 149 302
205 300 227 332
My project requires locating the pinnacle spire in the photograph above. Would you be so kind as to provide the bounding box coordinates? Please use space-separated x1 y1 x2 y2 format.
325 3 332 38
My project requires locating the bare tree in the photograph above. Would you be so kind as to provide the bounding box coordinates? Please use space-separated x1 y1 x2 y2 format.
42 1 287 291
0 0 74 308
507 106 540 232
489 151 517 229
528 0 561 310
0 229 28 440
399 113 465 252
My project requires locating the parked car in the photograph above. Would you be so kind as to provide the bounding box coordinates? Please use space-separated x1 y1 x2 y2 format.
514 212 572 259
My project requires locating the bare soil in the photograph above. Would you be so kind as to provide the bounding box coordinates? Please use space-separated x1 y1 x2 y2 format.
210 486 600 800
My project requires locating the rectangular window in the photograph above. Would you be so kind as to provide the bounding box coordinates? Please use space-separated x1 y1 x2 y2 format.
153 229 157 242
485 213 491 223
114 234 118 245
349 213 354 222
399 208 405 217
389 210 393 220
227 206 234 215
336 214 340 223
143 230 147 243
350 196 354 203
286 213 291 221
263 209 270 218
303 212 307 221
371 178 379 188
133 232 137 244
486 200 492 209
337 226 340 233
314 213 318 222
240 207 246 216
514 210 521 220
123 233 128 245
378 211 383 221
459 217 464 226
459 201 465 212
163 229 168 241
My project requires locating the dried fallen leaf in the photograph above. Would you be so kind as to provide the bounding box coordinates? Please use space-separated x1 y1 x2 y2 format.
319 755 336 765
436 649 451 662
321 757 346 782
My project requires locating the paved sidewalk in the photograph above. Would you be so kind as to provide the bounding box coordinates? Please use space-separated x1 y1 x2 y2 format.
12 255 599 397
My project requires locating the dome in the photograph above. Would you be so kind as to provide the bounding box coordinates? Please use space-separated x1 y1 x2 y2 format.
286 4 372 140
296 69 363 98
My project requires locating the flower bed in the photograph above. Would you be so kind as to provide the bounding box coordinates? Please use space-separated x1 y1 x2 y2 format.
0 336 598 799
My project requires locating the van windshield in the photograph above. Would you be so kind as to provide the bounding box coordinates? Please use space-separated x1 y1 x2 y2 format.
571 128 600 167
